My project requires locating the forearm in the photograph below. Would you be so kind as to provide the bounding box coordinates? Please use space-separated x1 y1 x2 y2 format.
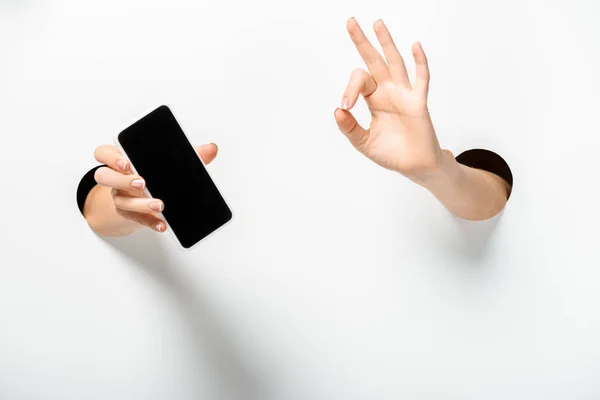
83 185 140 237
412 150 510 221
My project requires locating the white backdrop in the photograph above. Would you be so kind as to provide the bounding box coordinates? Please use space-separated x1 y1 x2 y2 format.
1 0 600 399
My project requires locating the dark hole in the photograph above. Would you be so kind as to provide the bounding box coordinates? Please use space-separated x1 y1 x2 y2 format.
455 149 513 199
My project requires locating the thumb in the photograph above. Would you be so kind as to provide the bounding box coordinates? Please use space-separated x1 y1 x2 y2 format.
334 108 367 148
195 143 218 165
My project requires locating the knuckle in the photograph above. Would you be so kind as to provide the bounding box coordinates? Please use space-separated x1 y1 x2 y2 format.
93 147 102 161
355 131 369 149
132 214 145 226
115 207 128 218
136 214 153 229
112 195 124 208
351 68 367 78
93 167 108 184
114 195 136 212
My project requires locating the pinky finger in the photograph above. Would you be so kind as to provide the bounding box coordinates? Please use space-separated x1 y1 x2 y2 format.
119 210 167 233
152 219 167 233
412 42 430 98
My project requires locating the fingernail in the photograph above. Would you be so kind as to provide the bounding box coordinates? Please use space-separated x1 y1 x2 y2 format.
149 201 163 212
211 143 219 151
156 223 164 232
131 179 145 189
116 159 127 171
341 97 350 110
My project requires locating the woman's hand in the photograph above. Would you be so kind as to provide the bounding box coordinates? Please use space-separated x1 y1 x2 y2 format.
335 18 444 181
85 143 218 236
335 18 511 221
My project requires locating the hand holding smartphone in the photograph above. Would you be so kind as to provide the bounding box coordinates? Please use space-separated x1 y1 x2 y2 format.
115 105 233 249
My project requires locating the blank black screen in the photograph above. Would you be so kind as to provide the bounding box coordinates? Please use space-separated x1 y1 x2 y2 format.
118 105 232 248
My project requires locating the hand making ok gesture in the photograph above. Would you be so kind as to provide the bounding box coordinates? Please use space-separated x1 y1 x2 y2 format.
335 18 444 181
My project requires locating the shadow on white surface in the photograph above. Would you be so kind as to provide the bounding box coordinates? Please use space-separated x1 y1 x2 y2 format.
450 210 504 265
101 231 262 400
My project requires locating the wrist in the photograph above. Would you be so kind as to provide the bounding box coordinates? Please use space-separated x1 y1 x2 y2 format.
408 149 461 189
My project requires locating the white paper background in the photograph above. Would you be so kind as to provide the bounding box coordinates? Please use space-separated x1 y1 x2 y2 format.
1 0 599 399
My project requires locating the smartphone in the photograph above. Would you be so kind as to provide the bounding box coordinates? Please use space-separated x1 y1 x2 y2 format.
115 105 233 249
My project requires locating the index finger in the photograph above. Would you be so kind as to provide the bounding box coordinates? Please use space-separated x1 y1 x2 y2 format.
94 145 130 173
346 17 390 83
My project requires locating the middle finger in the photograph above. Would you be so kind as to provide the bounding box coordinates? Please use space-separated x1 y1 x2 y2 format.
373 19 410 87
346 17 390 83
114 195 164 214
